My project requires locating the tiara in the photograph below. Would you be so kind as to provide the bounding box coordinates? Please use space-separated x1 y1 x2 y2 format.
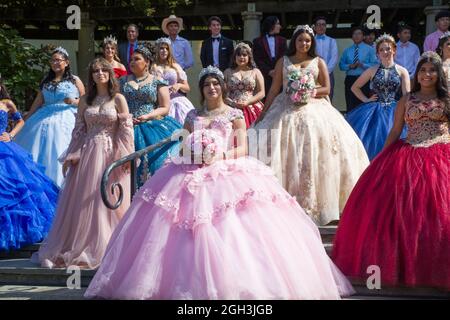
439 31 450 39
135 45 153 59
236 42 252 51
155 37 172 46
293 25 314 36
199 65 224 81
53 46 69 58
374 33 395 46
103 34 118 45
420 51 442 62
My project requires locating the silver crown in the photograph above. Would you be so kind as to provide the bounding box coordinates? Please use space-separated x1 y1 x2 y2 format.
420 51 442 62
235 42 252 52
103 34 118 45
199 65 224 81
374 33 396 47
293 25 314 36
53 46 69 58
439 31 450 39
155 37 172 46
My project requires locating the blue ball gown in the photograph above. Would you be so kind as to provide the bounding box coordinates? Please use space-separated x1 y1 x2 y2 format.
14 79 80 186
0 109 59 251
345 64 407 160
121 77 182 187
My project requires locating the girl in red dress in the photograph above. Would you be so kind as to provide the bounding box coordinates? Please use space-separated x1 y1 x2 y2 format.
102 35 127 79
332 51 450 290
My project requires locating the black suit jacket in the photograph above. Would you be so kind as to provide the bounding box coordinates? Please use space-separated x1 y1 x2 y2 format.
118 41 140 73
253 35 287 91
200 36 234 72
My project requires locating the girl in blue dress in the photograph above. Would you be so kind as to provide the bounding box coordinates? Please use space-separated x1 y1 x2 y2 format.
120 45 181 187
14 47 85 186
0 78 58 251
347 34 409 160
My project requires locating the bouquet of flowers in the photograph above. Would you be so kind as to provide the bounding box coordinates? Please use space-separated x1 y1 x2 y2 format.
285 68 316 104
185 129 223 165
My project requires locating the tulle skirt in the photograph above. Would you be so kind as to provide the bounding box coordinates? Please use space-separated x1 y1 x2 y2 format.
14 104 77 186
332 140 450 290
32 136 130 269
134 116 181 187
0 141 58 251
346 101 407 160
168 95 195 125
85 157 355 300
252 95 370 225
242 102 264 128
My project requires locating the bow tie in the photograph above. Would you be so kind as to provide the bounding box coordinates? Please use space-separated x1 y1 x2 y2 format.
316 35 326 40
212 37 221 42
267 34 275 38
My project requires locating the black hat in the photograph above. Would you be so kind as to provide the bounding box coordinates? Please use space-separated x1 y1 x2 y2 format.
435 10 450 22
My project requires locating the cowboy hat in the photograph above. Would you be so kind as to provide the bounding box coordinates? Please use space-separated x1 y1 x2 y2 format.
161 15 184 35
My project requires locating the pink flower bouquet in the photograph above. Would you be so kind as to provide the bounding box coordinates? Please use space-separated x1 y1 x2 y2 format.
286 69 316 104
186 129 223 165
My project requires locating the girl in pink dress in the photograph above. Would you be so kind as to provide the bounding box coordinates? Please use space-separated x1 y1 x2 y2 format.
332 52 450 290
32 58 134 269
85 66 354 300
224 42 265 128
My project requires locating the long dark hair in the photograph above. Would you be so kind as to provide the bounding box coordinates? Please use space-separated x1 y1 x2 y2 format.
229 44 256 69
436 33 450 58
0 76 11 100
412 55 450 118
40 50 76 90
261 16 279 35
285 29 317 58
199 73 227 105
86 58 119 106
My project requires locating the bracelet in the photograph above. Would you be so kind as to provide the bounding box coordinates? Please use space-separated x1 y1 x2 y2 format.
7 132 14 141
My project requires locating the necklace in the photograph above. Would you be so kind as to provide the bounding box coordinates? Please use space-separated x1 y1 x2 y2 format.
134 73 149 83
201 105 228 117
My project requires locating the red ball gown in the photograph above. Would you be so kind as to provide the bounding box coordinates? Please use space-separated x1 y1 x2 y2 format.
332 94 450 290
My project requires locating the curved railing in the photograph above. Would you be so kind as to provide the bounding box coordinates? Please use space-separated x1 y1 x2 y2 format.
101 136 179 209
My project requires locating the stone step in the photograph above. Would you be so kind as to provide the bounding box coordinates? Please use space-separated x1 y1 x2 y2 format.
0 259 448 299
0 244 41 260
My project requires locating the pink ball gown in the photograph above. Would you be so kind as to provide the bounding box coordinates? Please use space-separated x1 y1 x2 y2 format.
332 94 450 290
85 108 354 300
32 98 134 269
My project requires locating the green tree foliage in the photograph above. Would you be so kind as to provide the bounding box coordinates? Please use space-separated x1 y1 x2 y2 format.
0 28 52 111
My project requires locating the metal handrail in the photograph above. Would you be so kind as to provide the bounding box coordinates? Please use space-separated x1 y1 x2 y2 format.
101 136 180 210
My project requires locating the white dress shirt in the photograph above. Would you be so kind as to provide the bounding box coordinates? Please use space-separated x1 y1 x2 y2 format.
212 34 221 67
266 34 276 59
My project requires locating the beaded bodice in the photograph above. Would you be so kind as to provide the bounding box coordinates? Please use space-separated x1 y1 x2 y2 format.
0 110 7 134
120 78 168 118
405 94 450 147
42 80 79 105
370 64 401 105
227 71 257 102
185 108 244 151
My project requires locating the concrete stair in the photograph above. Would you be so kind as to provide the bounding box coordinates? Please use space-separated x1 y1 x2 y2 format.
0 225 448 299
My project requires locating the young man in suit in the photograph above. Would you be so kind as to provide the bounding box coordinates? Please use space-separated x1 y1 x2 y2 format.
252 16 287 93
200 16 234 72
118 24 140 74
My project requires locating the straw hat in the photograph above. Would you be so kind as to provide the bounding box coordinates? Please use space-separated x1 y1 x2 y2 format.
161 15 184 35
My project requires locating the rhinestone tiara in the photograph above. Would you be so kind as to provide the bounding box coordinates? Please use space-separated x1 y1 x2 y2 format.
155 37 172 46
439 31 450 39
420 51 442 62
293 25 314 37
235 42 252 51
374 33 395 47
199 65 224 81
103 34 118 45
53 46 69 58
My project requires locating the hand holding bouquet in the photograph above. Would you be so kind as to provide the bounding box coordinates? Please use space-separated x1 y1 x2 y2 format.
286 68 316 104
186 129 223 165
